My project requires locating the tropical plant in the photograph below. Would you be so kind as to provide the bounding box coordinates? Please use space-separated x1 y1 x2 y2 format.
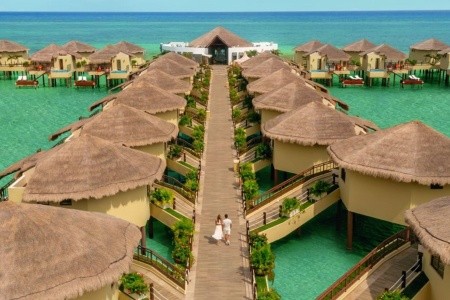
309 180 332 198
168 144 183 159
192 125 205 140
234 127 247 151
22 61 29 68
192 139 204 153
247 111 261 123
76 61 82 68
185 95 196 108
239 162 256 181
249 232 268 250
258 289 281 300
229 76 237 87
350 59 361 67
229 88 239 103
246 50 258 57
196 108 206 122
178 114 192 126
184 170 199 192
150 188 173 206
232 108 242 120
255 143 271 160
251 244 275 276
243 179 259 200
120 272 149 295
281 197 300 216
405 58 417 66
172 244 193 266
377 290 409 300
172 218 195 240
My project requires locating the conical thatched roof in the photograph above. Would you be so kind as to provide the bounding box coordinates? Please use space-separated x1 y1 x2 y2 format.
148 58 196 78
115 41 145 54
132 69 192 94
0 201 140 300
342 39 377 52
405 196 450 265
190 26 252 47
438 47 450 55
309 44 351 61
89 45 120 64
328 121 450 185
63 40 96 53
410 38 449 51
80 104 178 147
361 44 407 61
30 44 71 63
252 81 324 113
23 135 166 202
161 51 199 68
242 58 292 79
262 102 364 146
0 39 29 52
294 40 325 52
0 150 52 180
247 68 303 95
49 117 96 141
239 51 281 69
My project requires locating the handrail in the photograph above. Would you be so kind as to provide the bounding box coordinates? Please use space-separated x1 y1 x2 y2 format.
170 139 201 158
246 160 338 213
184 109 205 125
0 178 15 200
155 175 195 203
316 228 411 300
134 245 186 289
238 136 263 156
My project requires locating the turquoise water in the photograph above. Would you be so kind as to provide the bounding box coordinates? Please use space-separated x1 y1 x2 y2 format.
146 218 174 262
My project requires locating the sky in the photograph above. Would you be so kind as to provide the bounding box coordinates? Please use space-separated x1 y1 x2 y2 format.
1 0 449 12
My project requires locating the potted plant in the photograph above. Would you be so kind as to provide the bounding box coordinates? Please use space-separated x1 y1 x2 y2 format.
243 179 259 201
309 180 332 201
168 144 183 159
119 272 149 299
239 162 256 182
249 232 268 249
377 290 409 300
258 289 281 300
281 197 300 217
172 244 193 265
250 244 275 276
150 188 173 208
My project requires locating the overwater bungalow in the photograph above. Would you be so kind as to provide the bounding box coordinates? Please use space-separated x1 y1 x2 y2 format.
160 51 199 69
246 68 304 96
0 200 140 300
327 121 450 248
293 40 325 68
7 135 165 250
238 51 282 69
304 44 351 83
130 69 192 96
161 26 278 65
62 40 96 73
405 196 450 300
360 43 408 85
438 47 450 84
241 57 293 82
262 102 374 180
409 38 449 69
0 39 29 76
148 56 196 81
342 39 377 70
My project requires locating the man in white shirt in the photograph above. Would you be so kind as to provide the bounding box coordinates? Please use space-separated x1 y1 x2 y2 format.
222 214 232 245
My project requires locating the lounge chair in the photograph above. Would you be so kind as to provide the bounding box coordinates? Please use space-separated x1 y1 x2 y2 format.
349 75 357 80
411 75 421 80
77 76 83 81
354 75 363 80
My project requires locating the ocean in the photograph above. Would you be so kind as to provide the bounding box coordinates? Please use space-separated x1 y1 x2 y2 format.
1 11 449 299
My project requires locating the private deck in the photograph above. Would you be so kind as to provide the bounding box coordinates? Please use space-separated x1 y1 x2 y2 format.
186 65 253 299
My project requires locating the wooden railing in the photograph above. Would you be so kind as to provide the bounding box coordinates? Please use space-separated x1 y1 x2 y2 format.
134 245 186 289
316 228 412 300
155 175 195 203
170 138 201 158
0 178 15 201
245 160 338 214
237 135 262 156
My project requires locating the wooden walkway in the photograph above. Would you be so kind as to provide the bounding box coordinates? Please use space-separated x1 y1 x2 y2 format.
342 246 418 300
186 65 252 299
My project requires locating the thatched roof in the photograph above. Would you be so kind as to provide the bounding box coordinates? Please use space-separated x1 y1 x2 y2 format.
342 39 377 52
132 69 192 94
252 81 324 113
80 104 178 147
239 51 281 69
88 94 117 111
0 150 51 180
148 58 196 78
89 45 121 64
309 44 351 61
405 196 450 265
23 135 166 202
327 121 450 185
63 40 96 53
438 47 450 55
361 44 407 61
247 68 303 95
294 40 325 52
262 102 364 146
0 201 140 300
115 41 145 54
190 26 253 48
161 51 199 68
49 117 95 141
0 39 28 52
241 58 292 79
410 38 449 51
30 44 72 63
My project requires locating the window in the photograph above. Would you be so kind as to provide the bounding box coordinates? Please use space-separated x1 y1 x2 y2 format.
431 255 445 278
60 199 72 206
430 183 443 189
341 168 346 182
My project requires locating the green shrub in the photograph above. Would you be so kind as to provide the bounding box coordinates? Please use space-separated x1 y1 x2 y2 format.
172 218 194 239
234 127 247 151
185 95 196 108
192 125 205 140
184 170 199 192
179 115 192 126
192 139 204 153
247 111 261 123
255 143 271 160
377 290 410 300
197 109 206 121
168 144 183 159
243 179 259 200
310 180 332 198
281 197 299 216
150 188 173 206
229 77 237 86
240 162 256 181
251 244 275 276
232 108 242 120
246 50 258 57
249 232 268 250
258 289 281 300
172 244 192 266
185 170 198 181
120 272 149 295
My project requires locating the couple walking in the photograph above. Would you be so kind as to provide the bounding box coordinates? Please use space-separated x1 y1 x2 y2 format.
212 214 232 245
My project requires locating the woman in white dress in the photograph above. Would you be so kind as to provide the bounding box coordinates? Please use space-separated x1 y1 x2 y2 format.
212 214 223 244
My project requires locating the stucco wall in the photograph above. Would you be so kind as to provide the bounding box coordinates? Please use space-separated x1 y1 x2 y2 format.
260 109 282 125
362 52 386 71
422 250 450 300
440 54 449 70
53 54 74 70
409 50 439 65
112 52 131 71
77 284 118 300
153 110 179 126
134 143 166 160
0 51 28 65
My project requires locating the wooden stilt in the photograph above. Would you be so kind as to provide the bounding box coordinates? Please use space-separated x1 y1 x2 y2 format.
140 226 146 254
347 210 354 250
148 217 154 239
274 168 279 185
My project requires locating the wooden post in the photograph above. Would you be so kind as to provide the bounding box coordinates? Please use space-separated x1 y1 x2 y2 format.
401 271 407 288
173 197 176 210
140 226 146 254
336 200 342 231
263 212 267 225
279 205 282 218
148 217 154 239
150 283 154 300
347 211 354 250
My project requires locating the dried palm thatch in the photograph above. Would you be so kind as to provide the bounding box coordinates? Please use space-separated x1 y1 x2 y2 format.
23 135 166 202
62 40 96 53
89 94 117 111
405 196 450 264
49 117 96 141
241 58 292 79
410 38 449 51
361 44 407 61
247 68 304 95
113 83 187 113
252 81 324 113
115 41 145 54
239 51 281 69
148 58 196 78
0 201 141 300
438 47 450 55
160 51 199 68
89 45 120 64
30 44 71 63
0 39 29 52
309 44 351 62
262 102 365 146
328 121 450 185
80 104 178 147
190 26 253 47
294 40 325 52
132 69 192 94
0 150 51 180
342 39 377 53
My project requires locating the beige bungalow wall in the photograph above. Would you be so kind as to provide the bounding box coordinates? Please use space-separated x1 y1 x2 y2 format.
0 50 29 66
344 51 363 66
339 169 450 225
134 143 166 160
362 52 386 71
52 54 75 71
273 140 329 174
154 110 179 126
293 50 308 67
440 53 450 70
306 52 325 71
409 49 440 65
260 109 282 125
112 52 132 72
422 250 450 300
77 285 118 300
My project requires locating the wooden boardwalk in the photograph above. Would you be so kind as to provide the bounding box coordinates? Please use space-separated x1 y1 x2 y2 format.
186 65 252 299
342 246 418 300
